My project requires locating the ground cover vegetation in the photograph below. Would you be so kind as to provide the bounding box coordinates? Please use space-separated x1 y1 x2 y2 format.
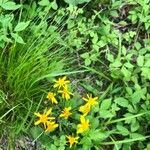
0 0 150 149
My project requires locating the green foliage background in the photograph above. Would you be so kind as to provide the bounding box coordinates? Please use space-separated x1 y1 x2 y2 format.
0 0 150 149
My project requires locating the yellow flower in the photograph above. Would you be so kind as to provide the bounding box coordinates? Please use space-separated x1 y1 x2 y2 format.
47 92 58 104
54 76 70 89
60 107 72 119
45 121 58 132
58 85 73 100
34 108 55 128
82 94 98 106
77 116 90 134
79 103 91 116
66 135 79 148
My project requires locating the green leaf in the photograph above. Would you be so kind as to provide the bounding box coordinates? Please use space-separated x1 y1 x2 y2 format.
124 62 134 69
100 99 112 110
141 67 150 79
115 97 129 107
130 133 144 139
110 10 119 17
14 21 30 32
131 88 146 104
117 125 129 136
99 110 114 119
38 0 50 6
1 1 21 10
144 59 150 67
64 0 91 5
121 66 131 80
91 118 99 129
137 55 144 66
131 120 139 132
85 58 91 66
81 52 89 58
80 136 92 146
51 0 58 10
111 59 122 67
89 130 108 141
90 54 98 61
11 33 25 44
122 46 126 56
97 40 106 48
107 53 114 62
50 144 57 150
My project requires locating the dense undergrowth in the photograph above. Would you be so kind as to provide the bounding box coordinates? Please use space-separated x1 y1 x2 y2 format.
0 0 150 150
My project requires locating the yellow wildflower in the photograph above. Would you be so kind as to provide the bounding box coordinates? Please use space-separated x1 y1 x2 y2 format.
79 103 91 116
58 85 73 100
60 107 72 119
34 108 55 128
47 92 58 104
77 116 90 134
45 121 58 132
82 94 98 106
54 76 70 89
66 135 79 148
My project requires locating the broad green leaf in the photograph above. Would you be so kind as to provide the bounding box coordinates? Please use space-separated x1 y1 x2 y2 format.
97 40 106 48
121 66 131 80
14 21 30 32
130 133 144 139
131 120 139 132
58 146 65 150
135 42 141 50
11 33 25 44
111 59 122 67
137 55 144 66
107 53 114 62
141 67 150 79
124 62 134 69
90 54 98 61
131 88 146 104
117 124 129 136
100 99 112 110
1 1 21 10
38 0 50 6
91 118 99 129
80 136 92 146
110 10 119 17
50 144 57 150
81 52 89 58
122 46 126 56
144 59 150 67
64 0 91 5
89 130 108 141
85 58 91 66
99 110 114 119
115 97 129 107
51 0 58 10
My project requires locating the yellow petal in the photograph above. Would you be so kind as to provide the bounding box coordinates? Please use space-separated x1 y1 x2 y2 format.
46 108 52 116
34 112 41 117
34 120 41 125
82 97 88 102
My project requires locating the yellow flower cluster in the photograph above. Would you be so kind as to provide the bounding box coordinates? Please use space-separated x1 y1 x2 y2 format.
79 94 98 116
47 76 73 103
34 76 98 148
34 108 58 132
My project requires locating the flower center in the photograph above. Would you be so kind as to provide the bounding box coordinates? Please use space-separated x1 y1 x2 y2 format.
40 115 48 122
